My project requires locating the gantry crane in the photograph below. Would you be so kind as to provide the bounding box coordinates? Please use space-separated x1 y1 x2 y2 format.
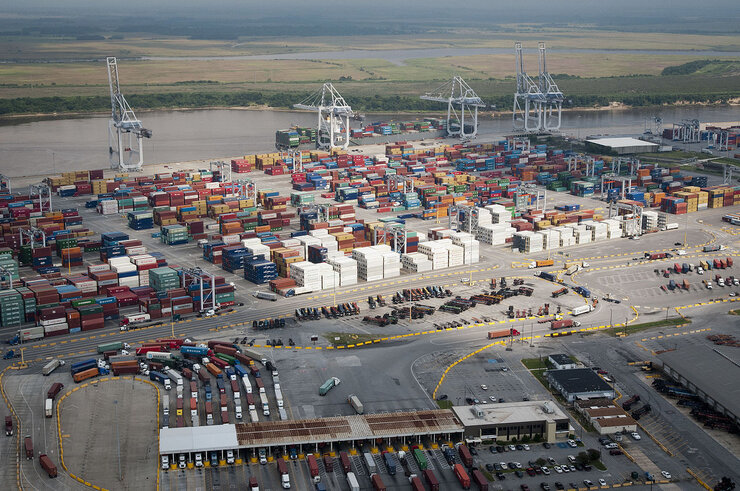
0 174 10 193
513 42 546 132
294 83 353 150
107 57 152 171
30 183 52 213
538 43 564 132
421 76 485 140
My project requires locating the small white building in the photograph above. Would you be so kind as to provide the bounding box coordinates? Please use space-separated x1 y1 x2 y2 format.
548 354 577 370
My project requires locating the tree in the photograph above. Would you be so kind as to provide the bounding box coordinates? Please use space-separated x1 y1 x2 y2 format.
576 452 590 465
587 448 601 461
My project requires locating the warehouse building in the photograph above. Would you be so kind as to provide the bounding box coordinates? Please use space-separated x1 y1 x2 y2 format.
451 401 571 443
575 399 637 435
548 353 578 370
546 368 616 402
659 345 740 426
585 137 659 155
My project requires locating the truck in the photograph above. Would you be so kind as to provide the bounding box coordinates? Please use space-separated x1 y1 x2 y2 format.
662 223 679 231
150 371 172 390
146 352 173 361
423 469 440 491
645 252 668 260
457 444 473 467
565 265 580 275
248 476 259 491
703 244 724 252
364 452 377 474
348 394 364 414
412 448 427 470
39 454 58 478
552 287 568 297
551 319 581 330
319 377 340 396
73 367 99 383
205 401 214 425
162 394 170 416
47 382 64 400
382 452 396 475
242 348 268 365
307 454 320 483
472 469 488 490
574 286 590 298
487 328 519 339
409 475 425 491
24 436 33 459
277 458 290 489
536 271 556 282
339 451 351 472
346 472 360 491
572 304 594 316
323 455 334 473
166 368 184 387
5 416 12 436
42 359 65 376
70 358 97 375
119 312 151 330
454 463 471 489
181 345 209 357
371 473 387 491
44 398 53 418
529 259 554 268
622 394 640 411
253 291 278 301
97 341 130 353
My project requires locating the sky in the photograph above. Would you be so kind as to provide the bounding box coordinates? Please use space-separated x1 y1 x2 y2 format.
1 0 738 33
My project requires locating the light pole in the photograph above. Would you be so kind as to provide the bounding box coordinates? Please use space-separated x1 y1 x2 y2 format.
114 400 122 481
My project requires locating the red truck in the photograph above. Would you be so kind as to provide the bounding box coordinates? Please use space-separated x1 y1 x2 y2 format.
487 329 520 339
714 259 722 269
220 393 228 408
339 451 351 472
230 379 240 394
182 368 193 380
727 257 734 267
472 469 489 490
277 457 288 475
198 369 210 384
112 361 139 375
550 319 580 330
156 338 184 348
307 454 320 482
454 463 471 489
646 252 667 260
207 340 233 349
423 469 440 491
47 382 64 400
323 455 334 472
410 475 425 491
214 345 238 357
551 287 568 298
371 473 387 491
24 436 33 459
5 416 12 436
39 454 58 478
457 444 473 467
221 410 229 424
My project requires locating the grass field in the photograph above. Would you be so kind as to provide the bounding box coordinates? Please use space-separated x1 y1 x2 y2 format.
1 28 738 115
603 317 692 337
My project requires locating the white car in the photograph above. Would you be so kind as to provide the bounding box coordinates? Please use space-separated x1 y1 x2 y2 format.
554 465 562 473
599 478 607 486
676 250 687 256
541 466 550 475
661 471 672 479
259 448 267 465
489 396 496 402
522 444 530 451
226 450 235 464
631 432 641 440
480 384 488 390
697 267 704 275
161 455 170 470
178 454 186 469
567 439 578 448
194 453 203 467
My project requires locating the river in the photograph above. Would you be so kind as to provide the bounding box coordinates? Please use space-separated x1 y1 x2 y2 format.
0 106 738 178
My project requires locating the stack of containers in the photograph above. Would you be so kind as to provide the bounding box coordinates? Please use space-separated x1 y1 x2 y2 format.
222 246 252 273
326 255 358 286
96 297 119 321
78 304 104 331
60 246 83 268
39 306 68 336
130 254 158 286
380 250 401 278
161 225 189 245
97 199 119 215
244 243 270 261
307 244 328 264
244 259 278 285
450 232 480 264
316 263 339 290
569 225 591 245
0 254 19 283
289 262 322 292
352 247 384 281
0 290 23 327
513 231 544 253
418 241 449 270
31 246 53 270
127 211 154 230
602 220 623 239
446 242 464 268
109 257 139 288
16 287 36 323
149 267 181 292
401 252 433 273
585 221 608 241
536 229 560 250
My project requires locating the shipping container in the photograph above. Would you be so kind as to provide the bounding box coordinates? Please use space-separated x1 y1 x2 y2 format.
42 359 64 376
47 382 64 400
73 367 99 383
371 473 387 491
39 454 58 478
382 452 396 475
413 448 428 470
410 475 425 491
472 469 489 490
454 463 471 489
346 472 360 491
423 469 440 491
340 451 351 472
24 436 33 459
457 444 473 467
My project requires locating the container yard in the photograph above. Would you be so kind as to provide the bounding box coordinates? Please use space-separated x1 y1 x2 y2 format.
0 130 738 491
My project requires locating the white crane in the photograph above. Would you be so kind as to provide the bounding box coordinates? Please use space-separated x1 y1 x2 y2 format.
294 83 353 150
538 42 564 132
421 76 485 140
107 57 151 171
513 42 546 132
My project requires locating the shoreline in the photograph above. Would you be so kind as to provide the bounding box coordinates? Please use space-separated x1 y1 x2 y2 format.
1 101 738 125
